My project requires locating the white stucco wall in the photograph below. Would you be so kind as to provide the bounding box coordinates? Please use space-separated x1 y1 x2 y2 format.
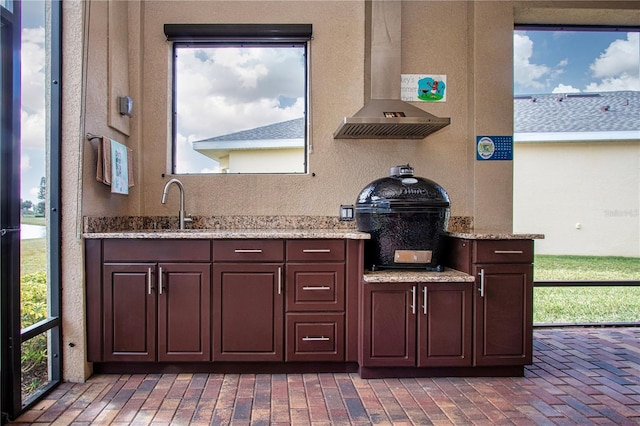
514 140 640 257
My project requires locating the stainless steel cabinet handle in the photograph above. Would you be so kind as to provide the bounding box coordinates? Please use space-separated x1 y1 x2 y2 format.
148 267 153 295
302 336 330 341
410 286 416 314
159 266 164 294
479 268 485 297
302 286 331 291
494 250 524 254
302 249 331 253
422 286 427 315
277 267 282 295
235 249 263 253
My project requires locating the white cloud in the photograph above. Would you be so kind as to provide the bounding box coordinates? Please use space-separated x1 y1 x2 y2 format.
20 26 46 149
21 154 31 171
552 84 580 94
587 32 640 91
21 109 46 149
175 45 305 145
514 33 551 90
29 187 40 198
585 74 640 92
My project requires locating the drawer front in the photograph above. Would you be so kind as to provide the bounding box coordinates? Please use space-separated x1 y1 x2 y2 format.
286 240 345 262
285 313 344 362
213 240 284 262
473 240 534 264
286 264 345 312
103 239 211 262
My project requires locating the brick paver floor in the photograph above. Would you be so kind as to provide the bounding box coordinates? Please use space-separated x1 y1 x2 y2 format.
10 327 640 425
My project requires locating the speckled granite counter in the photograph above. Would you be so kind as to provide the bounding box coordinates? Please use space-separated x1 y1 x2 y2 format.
363 268 474 283
83 228 370 240
446 232 544 240
81 215 475 241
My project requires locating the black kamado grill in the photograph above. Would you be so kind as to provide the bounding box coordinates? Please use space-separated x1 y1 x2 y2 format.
356 165 450 271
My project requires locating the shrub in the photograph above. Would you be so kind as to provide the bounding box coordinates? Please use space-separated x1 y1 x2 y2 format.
21 272 48 328
21 272 48 393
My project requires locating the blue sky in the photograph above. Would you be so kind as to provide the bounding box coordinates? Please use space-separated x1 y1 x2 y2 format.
514 30 640 95
20 1 47 203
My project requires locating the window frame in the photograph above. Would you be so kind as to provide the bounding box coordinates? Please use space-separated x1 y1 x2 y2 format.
165 24 312 175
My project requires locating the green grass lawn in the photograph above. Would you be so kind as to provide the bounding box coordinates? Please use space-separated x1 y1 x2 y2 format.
20 216 46 226
21 238 46 276
533 255 640 324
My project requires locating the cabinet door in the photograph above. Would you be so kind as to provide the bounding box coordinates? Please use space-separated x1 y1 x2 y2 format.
418 283 472 367
157 263 211 362
473 263 533 366
361 283 416 367
103 263 156 362
213 263 284 361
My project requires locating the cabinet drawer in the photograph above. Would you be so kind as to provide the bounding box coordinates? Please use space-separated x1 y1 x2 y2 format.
286 240 345 262
473 240 533 264
213 240 284 262
286 264 345 311
285 313 344 362
103 239 211 262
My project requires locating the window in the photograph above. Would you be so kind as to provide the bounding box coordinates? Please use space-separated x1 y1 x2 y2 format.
165 24 312 174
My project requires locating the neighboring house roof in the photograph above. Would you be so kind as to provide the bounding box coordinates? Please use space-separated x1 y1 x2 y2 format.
193 117 305 155
514 90 640 142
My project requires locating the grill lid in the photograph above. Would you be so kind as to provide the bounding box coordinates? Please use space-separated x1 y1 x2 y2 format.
356 164 450 209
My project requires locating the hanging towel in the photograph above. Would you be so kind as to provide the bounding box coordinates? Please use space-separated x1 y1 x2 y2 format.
96 136 135 189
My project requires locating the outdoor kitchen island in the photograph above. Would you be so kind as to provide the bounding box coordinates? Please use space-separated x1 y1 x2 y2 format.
83 219 541 379
359 232 542 378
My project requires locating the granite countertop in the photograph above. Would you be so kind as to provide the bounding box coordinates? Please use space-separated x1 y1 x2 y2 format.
82 215 542 241
82 229 371 240
446 232 544 240
363 268 474 283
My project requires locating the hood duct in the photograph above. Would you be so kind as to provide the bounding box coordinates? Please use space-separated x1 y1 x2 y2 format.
334 1 450 140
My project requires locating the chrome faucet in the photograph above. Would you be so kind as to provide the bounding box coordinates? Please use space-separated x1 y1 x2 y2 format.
161 178 192 229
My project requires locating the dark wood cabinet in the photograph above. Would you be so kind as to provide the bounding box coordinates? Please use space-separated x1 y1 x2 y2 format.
102 261 211 362
361 283 415 367
86 239 212 363
360 281 472 368
212 263 284 361
445 237 534 366
473 263 532 365
285 240 347 362
157 263 212 362
212 240 284 361
419 283 473 367
103 263 156 362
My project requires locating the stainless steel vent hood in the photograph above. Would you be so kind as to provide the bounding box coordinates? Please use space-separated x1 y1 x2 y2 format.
334 1 450 140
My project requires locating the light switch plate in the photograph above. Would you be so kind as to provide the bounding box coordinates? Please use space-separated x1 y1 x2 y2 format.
340 205 354 221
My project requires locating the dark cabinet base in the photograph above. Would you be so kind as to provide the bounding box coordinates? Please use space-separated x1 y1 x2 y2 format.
358 365 524 379
93 361 359 375
91 361 524 379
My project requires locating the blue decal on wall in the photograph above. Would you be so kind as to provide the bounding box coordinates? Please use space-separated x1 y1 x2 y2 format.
476 136 513 161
